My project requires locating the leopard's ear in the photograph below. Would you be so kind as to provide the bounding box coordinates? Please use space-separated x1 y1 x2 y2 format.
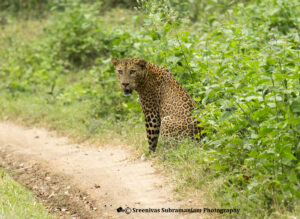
111 58 119 66
137 59 147 69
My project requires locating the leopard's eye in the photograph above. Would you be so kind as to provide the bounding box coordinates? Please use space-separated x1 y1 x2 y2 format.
130 70 136 75
118 70 123 74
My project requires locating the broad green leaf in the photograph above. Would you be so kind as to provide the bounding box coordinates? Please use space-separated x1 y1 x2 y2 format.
288 169 297 183
291 99 300 113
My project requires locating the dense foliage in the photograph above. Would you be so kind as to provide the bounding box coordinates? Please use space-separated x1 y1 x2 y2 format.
0 0 137 16
0 0 299 217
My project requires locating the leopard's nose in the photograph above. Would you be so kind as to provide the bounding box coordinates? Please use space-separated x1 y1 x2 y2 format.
122 83 129 87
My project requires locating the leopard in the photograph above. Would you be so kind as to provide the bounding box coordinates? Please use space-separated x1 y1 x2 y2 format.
111 57 202 153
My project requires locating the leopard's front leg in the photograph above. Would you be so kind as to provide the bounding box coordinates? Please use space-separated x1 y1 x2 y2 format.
144 111 161 152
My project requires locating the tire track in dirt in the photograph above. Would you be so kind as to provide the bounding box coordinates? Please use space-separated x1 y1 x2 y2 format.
0 121 203 219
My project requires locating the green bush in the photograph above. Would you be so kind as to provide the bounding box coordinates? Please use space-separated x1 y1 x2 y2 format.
0 0 49 13
0 0 299 217
46 1 105 66
0 0 138 16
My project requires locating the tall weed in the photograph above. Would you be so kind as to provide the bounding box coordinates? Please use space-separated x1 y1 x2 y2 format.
0 0 299 217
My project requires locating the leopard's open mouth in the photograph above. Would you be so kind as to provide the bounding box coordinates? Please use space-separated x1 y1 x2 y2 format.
123 89 133 96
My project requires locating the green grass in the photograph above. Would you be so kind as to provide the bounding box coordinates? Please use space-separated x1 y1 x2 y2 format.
0 169 52 219
0 1 299 218
156 139 300 218
0 92 147 150
1 84 298 219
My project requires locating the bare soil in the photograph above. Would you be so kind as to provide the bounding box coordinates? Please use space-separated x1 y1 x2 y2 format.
0 121 204 219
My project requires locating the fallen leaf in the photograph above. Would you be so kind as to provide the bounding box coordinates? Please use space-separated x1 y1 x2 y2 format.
94 184 101 189
243 175 250 181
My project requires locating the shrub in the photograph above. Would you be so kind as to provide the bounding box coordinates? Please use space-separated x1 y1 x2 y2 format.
0 0 299 217
45 1 105 67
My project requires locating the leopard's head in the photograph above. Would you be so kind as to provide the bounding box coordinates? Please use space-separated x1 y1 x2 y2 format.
111 58 147 96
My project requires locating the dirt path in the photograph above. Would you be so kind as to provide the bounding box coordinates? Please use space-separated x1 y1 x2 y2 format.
0 121 204 219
